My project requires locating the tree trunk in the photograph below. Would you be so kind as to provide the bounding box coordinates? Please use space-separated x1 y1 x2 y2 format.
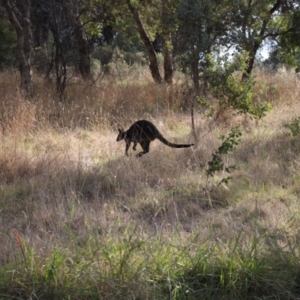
242 44 259 81
127 0 162 84
48 1 68 101
162 35 173 84
191 52 199 145
59 0 92 81
161 0 173 84
3 0 32 94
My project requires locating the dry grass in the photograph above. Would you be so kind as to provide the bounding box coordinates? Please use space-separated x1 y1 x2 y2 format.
0 67 300 298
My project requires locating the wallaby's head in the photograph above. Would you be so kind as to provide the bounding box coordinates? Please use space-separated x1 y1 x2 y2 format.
116 128 126 141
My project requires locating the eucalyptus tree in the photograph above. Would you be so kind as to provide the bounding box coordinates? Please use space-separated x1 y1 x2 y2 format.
30 0 93 99
125 0 177 83
174 0 235 141
2 0 33 94
58 0 92 81
175 0 233 90
34 0 92 82
228 0 294 80
126 0 163 83
88 0 176 83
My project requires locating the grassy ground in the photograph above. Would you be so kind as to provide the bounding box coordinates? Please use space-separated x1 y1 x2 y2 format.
0 68 300 299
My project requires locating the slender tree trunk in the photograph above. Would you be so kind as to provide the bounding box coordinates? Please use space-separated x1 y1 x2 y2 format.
59 0 92 81
127 0 162 84
242 44 259 81
161 0 173 84
48 0 68 100
161 35 173 84
191 52 199 145
2 0 32 94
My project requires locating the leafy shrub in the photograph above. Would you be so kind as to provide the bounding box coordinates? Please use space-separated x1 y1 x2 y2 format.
206 127 242 186
205 54 271 118
284 116 300 137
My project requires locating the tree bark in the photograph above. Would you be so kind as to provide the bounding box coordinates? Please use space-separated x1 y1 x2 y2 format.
59 0 92 81
2 0 32 94
161 0 173 84
127 0 162 84
161 35 173 84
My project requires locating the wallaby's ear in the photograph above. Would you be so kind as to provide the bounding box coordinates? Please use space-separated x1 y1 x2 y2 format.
116 127 124 141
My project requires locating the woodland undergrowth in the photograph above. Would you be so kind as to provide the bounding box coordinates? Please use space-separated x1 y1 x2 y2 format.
0 68 300 299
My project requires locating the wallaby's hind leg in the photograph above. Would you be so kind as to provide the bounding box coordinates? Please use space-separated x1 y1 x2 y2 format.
137 140 150 157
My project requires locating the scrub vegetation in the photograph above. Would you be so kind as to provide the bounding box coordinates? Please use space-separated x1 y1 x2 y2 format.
0 67 300 299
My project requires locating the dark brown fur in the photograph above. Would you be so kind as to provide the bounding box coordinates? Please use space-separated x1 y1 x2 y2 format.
116 120 194 157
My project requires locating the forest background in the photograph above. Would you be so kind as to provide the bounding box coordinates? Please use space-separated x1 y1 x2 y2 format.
0 0 300 299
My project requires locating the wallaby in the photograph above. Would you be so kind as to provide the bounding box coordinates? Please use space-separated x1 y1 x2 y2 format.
116 120 194 157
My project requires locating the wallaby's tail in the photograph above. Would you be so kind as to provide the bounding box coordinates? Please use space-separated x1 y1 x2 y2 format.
157 134 194 148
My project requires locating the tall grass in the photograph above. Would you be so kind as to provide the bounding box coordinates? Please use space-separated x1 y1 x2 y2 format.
0 67 300 299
